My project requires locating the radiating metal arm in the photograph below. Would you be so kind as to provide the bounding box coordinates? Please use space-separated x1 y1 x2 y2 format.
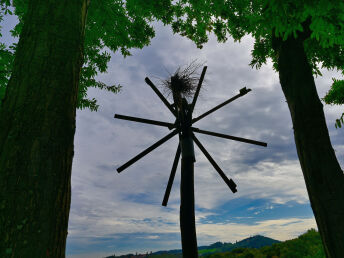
117 129 180 173
145 77 177 117
192 87 251 124
192 134 237 193
192 128 267 147
162 144 181 206
190 66 207 114
115 114 175 129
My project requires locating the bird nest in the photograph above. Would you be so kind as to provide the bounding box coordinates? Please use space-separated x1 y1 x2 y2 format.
160 61 205 100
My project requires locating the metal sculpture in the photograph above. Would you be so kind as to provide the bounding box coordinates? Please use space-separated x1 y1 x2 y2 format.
114 66 267 257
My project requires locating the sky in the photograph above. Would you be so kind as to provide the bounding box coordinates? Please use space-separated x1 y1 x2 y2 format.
1 11 344 258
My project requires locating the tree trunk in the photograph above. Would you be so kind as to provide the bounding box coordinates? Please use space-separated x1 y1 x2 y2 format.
0 0 89 257
274 33 344 257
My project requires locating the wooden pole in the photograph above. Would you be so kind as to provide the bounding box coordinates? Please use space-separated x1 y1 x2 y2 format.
172 86 198 257
115 68 268 258
180 153 198 257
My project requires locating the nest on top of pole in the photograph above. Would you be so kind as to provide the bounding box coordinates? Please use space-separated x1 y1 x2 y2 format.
161 61 204 104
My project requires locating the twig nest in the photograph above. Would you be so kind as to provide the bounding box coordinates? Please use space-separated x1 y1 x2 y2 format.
162 61 204 99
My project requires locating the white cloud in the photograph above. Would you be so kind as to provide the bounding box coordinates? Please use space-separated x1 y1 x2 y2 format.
136 235 160 240
196 217 318 244
68 21 343 255
1 9 342 258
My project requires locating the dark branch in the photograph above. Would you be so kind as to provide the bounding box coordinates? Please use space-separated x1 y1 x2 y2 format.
162 144 181 206
192 134 237 193
117 129 179 173
114 114 175 129
145 77 177 117
192 87 251 124
192 128 267 147
190 66 207 114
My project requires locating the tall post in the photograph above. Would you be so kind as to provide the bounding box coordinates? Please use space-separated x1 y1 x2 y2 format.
116 69 267 258
172 86 198 257
116 68 268 258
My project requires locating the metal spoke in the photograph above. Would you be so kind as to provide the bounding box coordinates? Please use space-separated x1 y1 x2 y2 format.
192 134 237 193
192 87 251 124
192 128 267 147
115 114 175 129
145 77 177 117
162 144 181 206
117 129 179 173
190 66 207 114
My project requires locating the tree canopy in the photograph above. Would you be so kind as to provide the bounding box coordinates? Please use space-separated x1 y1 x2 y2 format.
132 0 344 128
2 0 343 126
0 0 155 111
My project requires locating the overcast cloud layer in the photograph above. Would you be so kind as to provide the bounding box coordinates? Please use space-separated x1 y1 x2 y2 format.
1 15 343 258
66 21 343 257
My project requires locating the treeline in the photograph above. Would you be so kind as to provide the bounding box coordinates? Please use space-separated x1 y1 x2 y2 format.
107 229 324 258
204 229 325 258
106 252 152 258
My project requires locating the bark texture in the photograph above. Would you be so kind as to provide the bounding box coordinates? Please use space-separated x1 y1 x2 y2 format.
0 0 89 257
273 30 344 257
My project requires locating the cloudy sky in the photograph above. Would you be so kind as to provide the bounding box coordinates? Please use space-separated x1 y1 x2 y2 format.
2 12 344 258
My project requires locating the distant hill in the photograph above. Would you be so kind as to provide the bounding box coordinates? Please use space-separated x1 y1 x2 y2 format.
154 235 280 256
104 229 325 257
234 235 281 249
105 234 279 258
202 229 325 257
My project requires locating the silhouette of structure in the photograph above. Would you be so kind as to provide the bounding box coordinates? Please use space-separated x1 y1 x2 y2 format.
114 66 267 258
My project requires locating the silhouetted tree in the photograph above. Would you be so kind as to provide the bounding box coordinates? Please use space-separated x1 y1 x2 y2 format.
0 0 154 256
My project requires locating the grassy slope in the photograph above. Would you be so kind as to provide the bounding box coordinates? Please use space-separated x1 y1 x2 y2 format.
203 229 325 258
148 229 325 258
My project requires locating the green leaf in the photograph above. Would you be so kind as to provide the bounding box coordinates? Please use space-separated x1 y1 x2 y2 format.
323 78 344 105
335 119 341 128
0 0 155 113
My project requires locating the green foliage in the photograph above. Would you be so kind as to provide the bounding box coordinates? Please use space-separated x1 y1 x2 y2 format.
131 0 344 128
107 229 323 258
148 255 181 258
202 229 325 258
0 0 155 111
144 235 278 257
199 248 217 255
126 0 173 25
2 0 343 125
322 78 344 105
0 2 15 102
141 0 344 74
0 42 14 101
197 235 278 256
322 78 344 128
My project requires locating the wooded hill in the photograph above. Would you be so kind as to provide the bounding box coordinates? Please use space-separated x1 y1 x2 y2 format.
106 228 324 257
202 229 325 258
